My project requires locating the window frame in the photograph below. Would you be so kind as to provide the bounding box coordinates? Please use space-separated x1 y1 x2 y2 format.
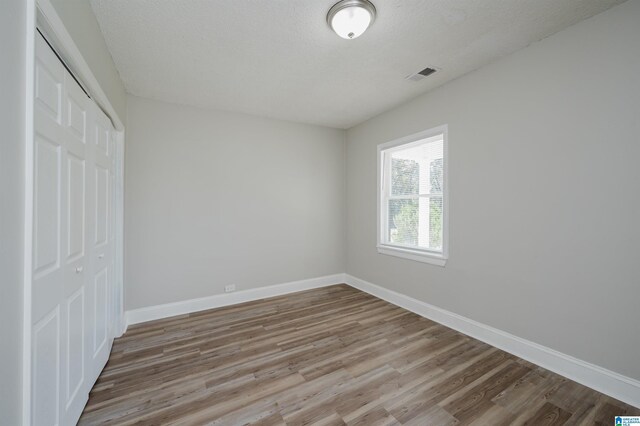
377 125 449 266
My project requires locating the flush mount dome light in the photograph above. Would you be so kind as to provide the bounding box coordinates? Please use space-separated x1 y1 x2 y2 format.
327 0 376 40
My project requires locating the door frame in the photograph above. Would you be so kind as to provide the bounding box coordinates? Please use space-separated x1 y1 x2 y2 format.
22 0 126 423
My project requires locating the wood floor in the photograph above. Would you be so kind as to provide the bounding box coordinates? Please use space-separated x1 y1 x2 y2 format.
80 285 638 425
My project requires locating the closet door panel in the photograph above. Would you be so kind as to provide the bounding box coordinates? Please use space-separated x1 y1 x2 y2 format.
65 287 85 407
35 45 62 125
66 153 85 262
93 268 109 358
32 308 60 426
33 136 61 277
94 165 109 248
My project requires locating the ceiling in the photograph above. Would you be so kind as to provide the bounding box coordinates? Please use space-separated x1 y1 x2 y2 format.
90 0 625 129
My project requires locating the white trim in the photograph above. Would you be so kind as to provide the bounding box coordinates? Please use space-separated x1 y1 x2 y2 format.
377 126 448 151
377 125 449 266
23 1 37 425
344 274 640 409
125 274 347 328
114 131 126 337
377 245 447 266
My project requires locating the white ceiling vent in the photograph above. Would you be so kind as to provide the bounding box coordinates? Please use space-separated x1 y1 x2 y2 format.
405 67 438 82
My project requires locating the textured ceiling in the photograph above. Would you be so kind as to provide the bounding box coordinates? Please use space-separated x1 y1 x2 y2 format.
90 0 625 129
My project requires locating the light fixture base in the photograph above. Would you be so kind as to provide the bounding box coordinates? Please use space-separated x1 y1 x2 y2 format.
327 0 377 40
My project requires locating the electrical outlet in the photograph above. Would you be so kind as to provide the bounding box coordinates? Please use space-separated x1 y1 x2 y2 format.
224 284 236 293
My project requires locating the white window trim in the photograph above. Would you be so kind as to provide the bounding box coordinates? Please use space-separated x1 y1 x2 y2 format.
377 125 449 267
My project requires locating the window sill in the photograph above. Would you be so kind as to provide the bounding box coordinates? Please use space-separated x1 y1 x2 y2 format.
377 245 447 267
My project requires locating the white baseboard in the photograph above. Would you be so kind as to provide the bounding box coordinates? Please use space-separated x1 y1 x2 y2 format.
345 274 640 409
125 273 346 327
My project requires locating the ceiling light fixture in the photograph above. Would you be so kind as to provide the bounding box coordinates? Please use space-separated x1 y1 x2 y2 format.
327 0 376 40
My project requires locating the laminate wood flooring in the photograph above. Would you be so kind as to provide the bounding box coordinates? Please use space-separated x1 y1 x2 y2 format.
79 284 638 425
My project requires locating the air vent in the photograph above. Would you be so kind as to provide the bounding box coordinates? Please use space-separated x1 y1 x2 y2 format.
405 67 438 82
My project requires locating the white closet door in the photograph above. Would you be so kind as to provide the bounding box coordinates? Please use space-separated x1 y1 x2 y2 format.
89 105 115 380
32 32 116 426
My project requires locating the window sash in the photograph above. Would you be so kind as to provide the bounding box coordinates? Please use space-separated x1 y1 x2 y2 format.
386 194 443 200
379 143 445 254
380 171 446 245
381 192 444 249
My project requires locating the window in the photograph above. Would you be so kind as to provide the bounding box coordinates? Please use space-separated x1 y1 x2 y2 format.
378 125 448 266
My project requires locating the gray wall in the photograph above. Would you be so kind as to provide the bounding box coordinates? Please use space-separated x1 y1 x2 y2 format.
346 0 640 381
125 95 346 310
0 0 26 423
50 0 127 121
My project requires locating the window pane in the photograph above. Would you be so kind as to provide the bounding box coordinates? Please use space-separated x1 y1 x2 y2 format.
389 196 443 251
391 158 419 196
390 138 443 196
430 158 443 194
429 196 443 250
389 199 419 246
